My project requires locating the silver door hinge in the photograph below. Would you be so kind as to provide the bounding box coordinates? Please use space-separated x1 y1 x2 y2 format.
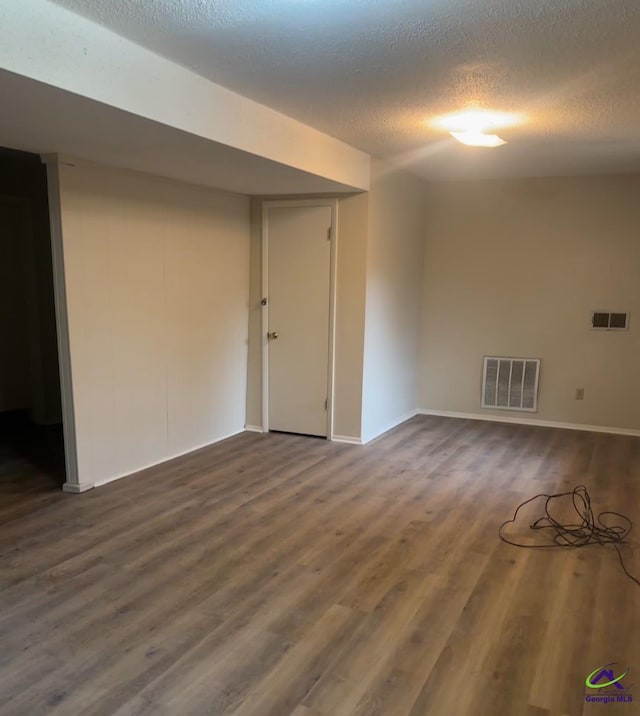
324 398 328 411
327 227 332 241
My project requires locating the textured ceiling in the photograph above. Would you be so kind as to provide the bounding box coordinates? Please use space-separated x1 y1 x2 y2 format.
51 0 640 180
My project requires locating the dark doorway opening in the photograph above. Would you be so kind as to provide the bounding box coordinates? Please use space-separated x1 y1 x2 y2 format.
0 147 64 513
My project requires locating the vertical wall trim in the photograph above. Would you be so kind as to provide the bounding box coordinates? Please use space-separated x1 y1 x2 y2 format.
260 202 270 433
327 201 338 441
41 156 88 492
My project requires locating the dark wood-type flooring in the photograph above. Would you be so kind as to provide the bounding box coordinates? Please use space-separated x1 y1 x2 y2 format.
1 415 640 716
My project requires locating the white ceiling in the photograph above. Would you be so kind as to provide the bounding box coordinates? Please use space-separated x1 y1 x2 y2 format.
52 0 640 181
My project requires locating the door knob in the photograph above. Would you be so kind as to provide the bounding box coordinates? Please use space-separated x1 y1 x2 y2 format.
268 331 279 340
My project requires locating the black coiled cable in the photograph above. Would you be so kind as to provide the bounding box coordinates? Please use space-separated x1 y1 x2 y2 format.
499 485 639 586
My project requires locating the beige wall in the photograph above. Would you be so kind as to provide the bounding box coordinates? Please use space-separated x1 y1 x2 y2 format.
419 174 640 431
58 162 250 487
361 160 426 442
333 192 369 438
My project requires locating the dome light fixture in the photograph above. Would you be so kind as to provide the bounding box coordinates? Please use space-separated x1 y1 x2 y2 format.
432 109 524 148
449 131 506 148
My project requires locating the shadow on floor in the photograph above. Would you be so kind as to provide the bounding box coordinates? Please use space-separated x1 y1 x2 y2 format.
0 411 65 494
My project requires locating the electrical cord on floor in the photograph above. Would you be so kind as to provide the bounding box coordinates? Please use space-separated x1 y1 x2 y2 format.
499 485 640 586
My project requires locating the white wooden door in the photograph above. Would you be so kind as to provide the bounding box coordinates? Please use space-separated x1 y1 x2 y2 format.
267 205 332 436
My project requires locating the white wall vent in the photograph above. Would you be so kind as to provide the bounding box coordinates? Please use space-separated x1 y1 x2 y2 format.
591 311 629 331
482 356 540 412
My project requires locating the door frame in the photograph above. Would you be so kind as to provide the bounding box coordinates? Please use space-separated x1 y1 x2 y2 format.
261 199 338 439
42 156 82 491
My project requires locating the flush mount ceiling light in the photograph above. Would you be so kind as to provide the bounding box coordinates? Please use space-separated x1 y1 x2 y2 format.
449 131 506 148
432 109 524 148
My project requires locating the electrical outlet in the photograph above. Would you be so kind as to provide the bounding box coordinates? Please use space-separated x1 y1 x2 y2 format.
575 388 585 401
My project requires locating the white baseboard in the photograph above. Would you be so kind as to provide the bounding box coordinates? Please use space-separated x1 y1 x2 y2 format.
417 409 640 438
91 428 246 489
331 435 364 445
244 425 264 433
361 409 420 445
62 481 94 494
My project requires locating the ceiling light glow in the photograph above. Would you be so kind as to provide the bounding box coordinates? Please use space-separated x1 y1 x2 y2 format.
432 109 523 133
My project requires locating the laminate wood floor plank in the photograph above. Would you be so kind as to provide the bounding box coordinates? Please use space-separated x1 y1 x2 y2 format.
1 416 639 716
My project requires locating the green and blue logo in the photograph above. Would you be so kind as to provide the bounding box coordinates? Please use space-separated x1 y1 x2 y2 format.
585 664 633 705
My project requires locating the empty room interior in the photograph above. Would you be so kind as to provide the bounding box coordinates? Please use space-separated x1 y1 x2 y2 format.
2 1 640 715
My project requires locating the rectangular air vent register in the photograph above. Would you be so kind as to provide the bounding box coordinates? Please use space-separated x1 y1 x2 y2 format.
591 311 629 330
482 356 540 412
